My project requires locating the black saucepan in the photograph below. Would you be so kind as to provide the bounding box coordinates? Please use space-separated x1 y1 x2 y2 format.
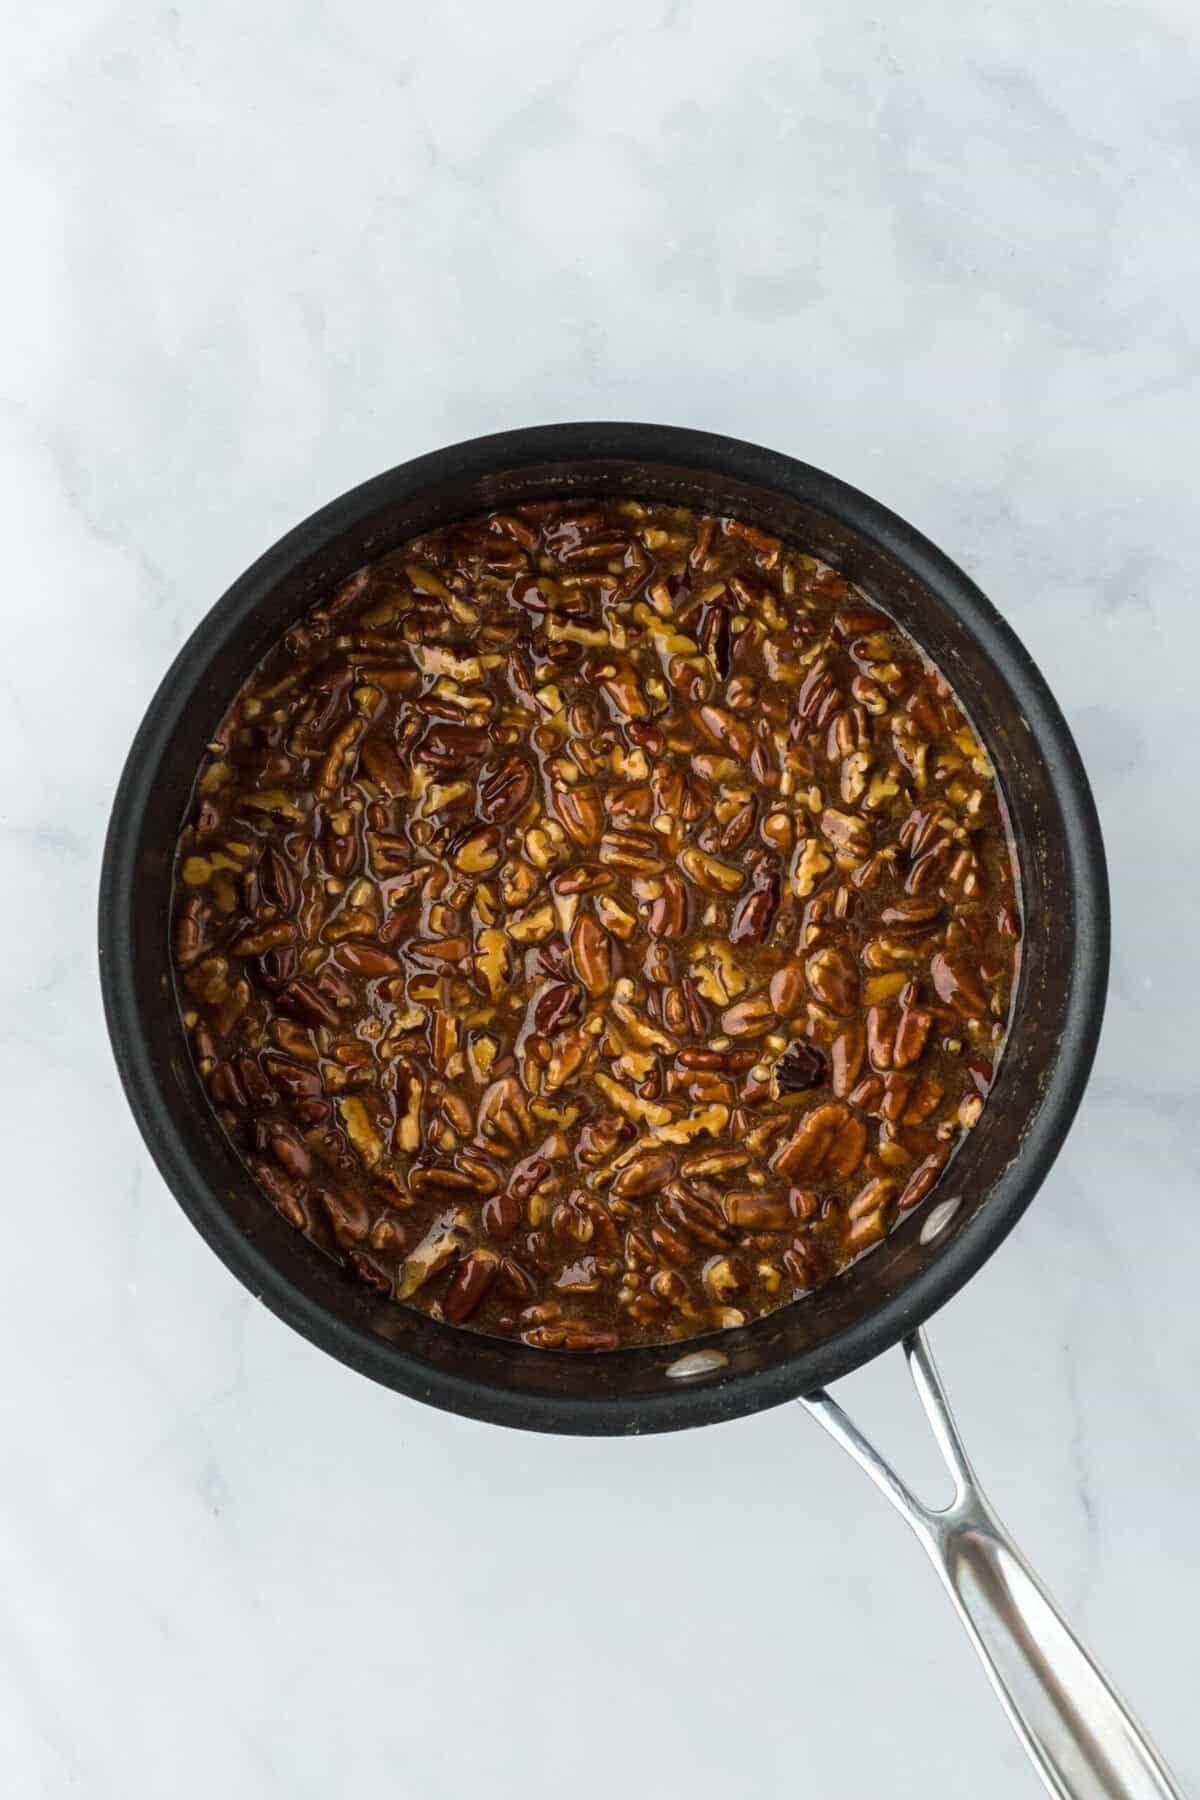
107 427 1197 1795
99 423 1108 1434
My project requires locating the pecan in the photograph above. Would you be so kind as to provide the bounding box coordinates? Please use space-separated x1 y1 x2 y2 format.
769 961 807 1017
782 1236 831 1290
696 704 753 760
478 753 534 823
336 942 402 978
397 1211 470 1299
325 568 370 616
365 831 411 879
319 1185 371 1246
599 663 649 720
698 602 733 677
267 1126 311 1181
552 785 604 845
599 829 664 875
442 1249 500 1323
236 788 307 826
482 1191 522 1239
257 845 297 913
262 1054 324 1110
862 929 933 970
523 1324 619 1350
893 1006 934 1068
719 796 758 854
846 1173 897 1251
611 1148 676 1199
903 1074 944 1124
880 896 942 927
554 865 614 895
729 866 779 945
930 951 990 1018
771 1102 866 1181
570 912 613 996
174 496 1018 1350
477 1076 534 1150
542 1030 587 1091
724 1191 791 1230
831 1022 867 1097
594 1072 671 1127
866 1002 899 1071
238 1053 278 1106
344 1250 391 1293
410 1159 501 1198
676 1047 757 1071
898 1150 949 1211
337 1095 384 1168
660 1181 734 1250
880 1072 916 1123
679 847 745 894
534 981 582 1034
819 808 871 859
680 1149 750 1177
252 1160 306 1228
833 604 891 638
721 995 776 1039
805 946 860 1014
173 897 208 968
230 921 297 958
410 936 471 965
315 719 365 798
359 734 408 798
796 661 840 726
209 1059 247 1110
474 927 512 1000
416 723 492 769
648 870 689 939
277 979 342 1029
451 826 502 874
607 781 655 822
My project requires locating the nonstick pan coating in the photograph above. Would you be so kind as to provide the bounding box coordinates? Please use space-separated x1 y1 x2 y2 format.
99 424 1108 1434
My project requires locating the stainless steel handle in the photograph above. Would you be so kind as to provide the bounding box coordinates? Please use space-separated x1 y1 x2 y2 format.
800 1332 1183 1799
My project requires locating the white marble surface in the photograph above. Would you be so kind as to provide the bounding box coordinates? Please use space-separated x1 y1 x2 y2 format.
3 2 1198 1794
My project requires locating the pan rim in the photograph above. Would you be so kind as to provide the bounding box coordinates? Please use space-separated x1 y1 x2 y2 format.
98 423 1109 1434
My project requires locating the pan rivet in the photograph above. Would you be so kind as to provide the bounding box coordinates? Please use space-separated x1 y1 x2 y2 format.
665 1348 729 1380
920 1196 961 1243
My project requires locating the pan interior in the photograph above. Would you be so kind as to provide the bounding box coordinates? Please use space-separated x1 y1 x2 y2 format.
101 428 1106 1433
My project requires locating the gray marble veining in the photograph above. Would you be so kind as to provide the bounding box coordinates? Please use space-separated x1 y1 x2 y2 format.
2 2 1197 1794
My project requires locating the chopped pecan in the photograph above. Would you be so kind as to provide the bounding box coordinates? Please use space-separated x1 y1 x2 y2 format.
173 495 1018 1350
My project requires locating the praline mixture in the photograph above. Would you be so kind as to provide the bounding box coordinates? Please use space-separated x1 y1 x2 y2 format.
173 501 1020 1349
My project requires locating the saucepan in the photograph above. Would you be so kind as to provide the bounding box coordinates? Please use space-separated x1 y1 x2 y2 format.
99 424 1179 1797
